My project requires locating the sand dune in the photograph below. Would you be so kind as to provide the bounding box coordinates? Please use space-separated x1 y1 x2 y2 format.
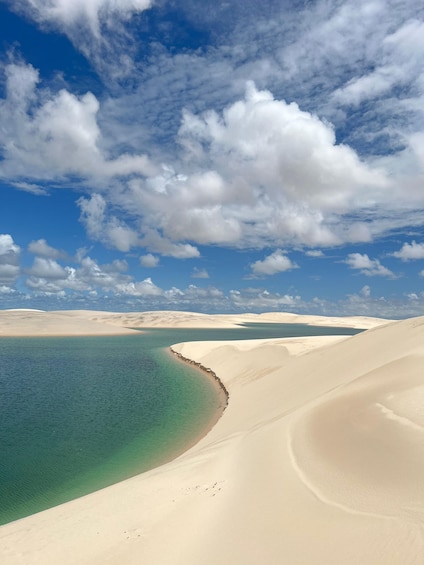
0 309 386 335
53 309 389 329
0 309 138 336
1 311 423 564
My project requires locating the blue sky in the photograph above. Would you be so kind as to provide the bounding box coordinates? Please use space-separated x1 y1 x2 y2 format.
0 0 424 317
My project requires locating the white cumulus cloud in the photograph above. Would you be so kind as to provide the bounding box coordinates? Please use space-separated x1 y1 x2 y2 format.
0 63 156 183
28 239 64 259
140 254 159 268
229 288 301 310
393 241 424 261
122 82 389 253
116 277 163 297
0 234 20 256
345 253 395 277
361 285 371 298
0 234 21 285
27 257 68 279
191 268 210 279
78 194 139 252
179 81 386 212
250 249 297 276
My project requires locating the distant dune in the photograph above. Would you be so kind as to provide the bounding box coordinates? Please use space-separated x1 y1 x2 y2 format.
0 308 389 336
1 310 422 564
0 309 138 336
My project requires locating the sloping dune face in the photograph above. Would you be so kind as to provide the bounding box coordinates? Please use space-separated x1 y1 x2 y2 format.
171 318 424 564
290 317 424 520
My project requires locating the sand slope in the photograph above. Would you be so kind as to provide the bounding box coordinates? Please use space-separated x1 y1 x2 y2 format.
1 312 423 564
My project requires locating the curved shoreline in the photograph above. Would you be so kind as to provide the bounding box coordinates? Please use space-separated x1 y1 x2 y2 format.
0 337 230 527
170 346 229 410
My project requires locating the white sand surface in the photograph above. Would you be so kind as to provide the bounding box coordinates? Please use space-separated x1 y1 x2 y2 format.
0 309 138 336
0 309 385 336
1 310 423 564
50 309 388 329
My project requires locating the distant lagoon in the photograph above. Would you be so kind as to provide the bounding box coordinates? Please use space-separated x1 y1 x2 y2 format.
0 323 361 525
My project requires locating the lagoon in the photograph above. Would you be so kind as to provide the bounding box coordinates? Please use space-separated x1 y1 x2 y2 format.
0 323 360 525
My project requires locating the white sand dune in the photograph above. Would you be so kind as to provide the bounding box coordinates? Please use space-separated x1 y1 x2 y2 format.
1 310 423 564
0 309 138 336
51 309 387 329
0 309 384 336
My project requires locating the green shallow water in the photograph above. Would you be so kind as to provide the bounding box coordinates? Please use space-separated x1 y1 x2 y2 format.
0 323 361 525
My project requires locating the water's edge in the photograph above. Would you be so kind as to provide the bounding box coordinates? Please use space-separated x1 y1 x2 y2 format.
170 346 229 409
1 324 361 525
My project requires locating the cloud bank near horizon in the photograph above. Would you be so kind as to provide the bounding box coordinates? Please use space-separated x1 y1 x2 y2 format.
1 232 423 319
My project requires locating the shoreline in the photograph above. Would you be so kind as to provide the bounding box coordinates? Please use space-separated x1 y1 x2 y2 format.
170 346 229 409
139 346 231 479
2 310 424 564
0 331 228 527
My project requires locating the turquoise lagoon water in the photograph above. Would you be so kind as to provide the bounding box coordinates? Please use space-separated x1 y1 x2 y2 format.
0 323 360 525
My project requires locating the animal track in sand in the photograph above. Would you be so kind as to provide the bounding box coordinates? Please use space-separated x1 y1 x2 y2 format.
123 528 144 540
175 481 226 501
